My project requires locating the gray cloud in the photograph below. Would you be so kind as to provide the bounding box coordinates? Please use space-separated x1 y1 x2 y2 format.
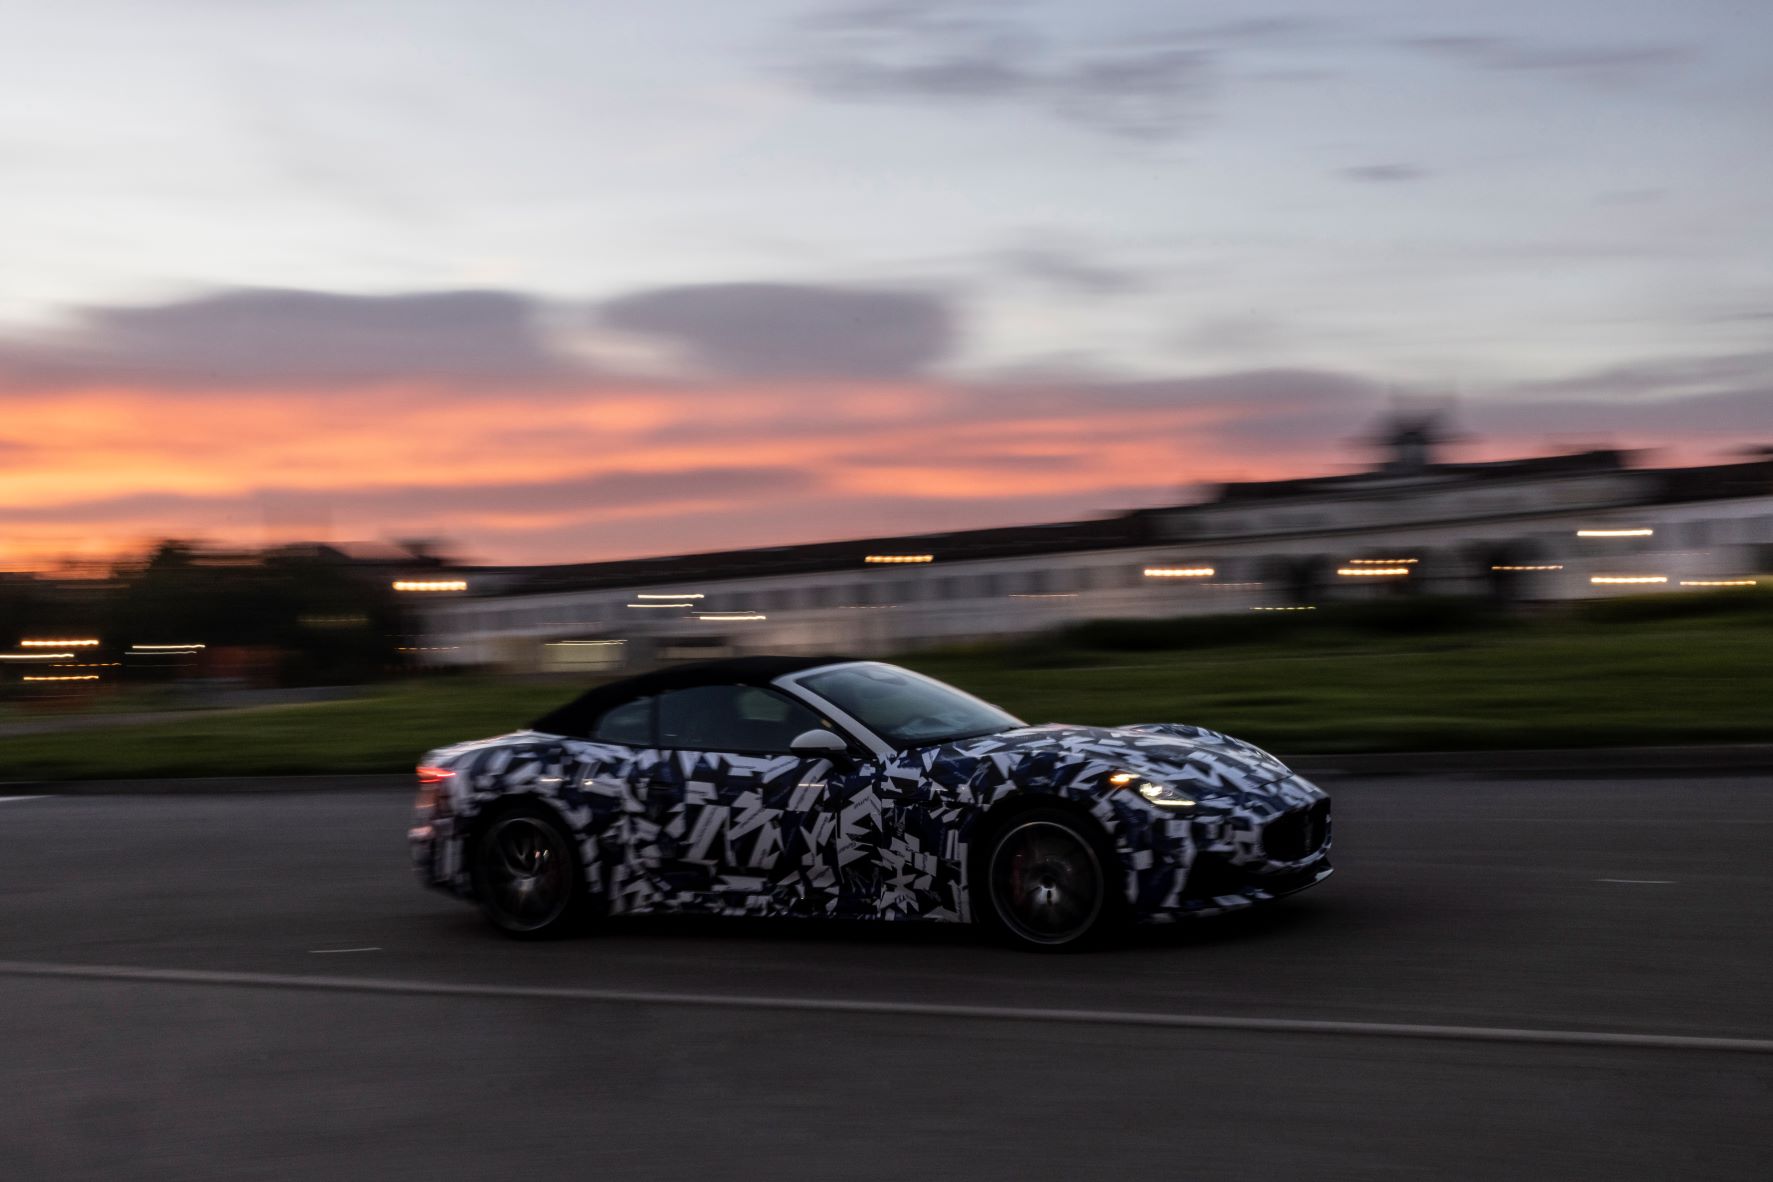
1183 16 1335 44
1402 35 1695 83
782 1 1217 142
1050 46 1214 142
0 288 574 390
600 282 955 379
791 0 1038 100
0 281 963 391
999 246 1148 295
1509 351 1773 400
1341 162 1430 184
1471 386 1773 441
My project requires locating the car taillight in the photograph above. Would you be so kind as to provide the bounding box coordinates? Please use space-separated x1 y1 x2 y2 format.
413 765 455 825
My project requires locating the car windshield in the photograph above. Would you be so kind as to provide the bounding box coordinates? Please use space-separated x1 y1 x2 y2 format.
798 663 1021 749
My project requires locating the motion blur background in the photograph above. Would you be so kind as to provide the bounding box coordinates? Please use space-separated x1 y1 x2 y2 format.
2 0 1770 765
3 3 1771 1179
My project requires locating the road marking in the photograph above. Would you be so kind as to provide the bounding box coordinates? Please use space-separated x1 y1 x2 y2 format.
0 958 1767 1056
0 796 45 804
1597 878 1675 885
308 947 382 954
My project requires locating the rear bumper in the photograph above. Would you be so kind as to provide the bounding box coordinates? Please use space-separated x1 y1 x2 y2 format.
409 817 470 898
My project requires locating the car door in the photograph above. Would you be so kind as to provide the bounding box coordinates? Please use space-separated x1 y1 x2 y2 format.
560 693 666 916
647 683 880 916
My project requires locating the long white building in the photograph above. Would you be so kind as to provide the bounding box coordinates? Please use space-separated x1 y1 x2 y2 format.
418 422 1773 672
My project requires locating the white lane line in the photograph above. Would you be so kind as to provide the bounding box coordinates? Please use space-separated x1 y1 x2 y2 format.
0 958 1768 1056
0 796 46 804
308 947 382 955
1597 878 1676 885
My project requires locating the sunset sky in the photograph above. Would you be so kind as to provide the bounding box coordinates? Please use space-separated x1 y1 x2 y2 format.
2 0 1769 569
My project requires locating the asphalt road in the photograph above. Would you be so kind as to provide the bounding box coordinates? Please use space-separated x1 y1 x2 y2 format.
2 776 1770 1180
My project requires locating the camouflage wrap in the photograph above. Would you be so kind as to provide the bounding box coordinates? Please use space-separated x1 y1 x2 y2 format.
411 710 1332 926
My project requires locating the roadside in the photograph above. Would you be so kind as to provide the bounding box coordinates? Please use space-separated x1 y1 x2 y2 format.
7 744 1771 794
0 687 367 739
3 598 1769 781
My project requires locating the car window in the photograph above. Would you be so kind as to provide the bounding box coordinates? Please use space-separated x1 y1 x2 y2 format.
798 663 1020 749
655 685 832 754
589 696 654 746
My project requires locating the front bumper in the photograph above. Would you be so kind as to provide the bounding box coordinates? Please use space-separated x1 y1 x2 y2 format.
1133 783 1334 923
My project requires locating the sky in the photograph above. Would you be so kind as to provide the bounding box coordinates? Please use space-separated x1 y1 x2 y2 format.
1 0 1769 569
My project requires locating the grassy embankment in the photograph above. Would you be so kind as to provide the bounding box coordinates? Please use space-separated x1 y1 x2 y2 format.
2 591 1769 780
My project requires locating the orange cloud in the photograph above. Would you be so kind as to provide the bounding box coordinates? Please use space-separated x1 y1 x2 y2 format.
1 359 1766 572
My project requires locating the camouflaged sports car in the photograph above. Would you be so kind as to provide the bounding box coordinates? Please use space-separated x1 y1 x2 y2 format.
409 656 1331 949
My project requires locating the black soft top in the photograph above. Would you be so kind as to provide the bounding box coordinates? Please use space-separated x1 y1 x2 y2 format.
528 654 859 737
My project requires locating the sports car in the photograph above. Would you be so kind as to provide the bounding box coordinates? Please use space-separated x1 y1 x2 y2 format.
409 655 1331 949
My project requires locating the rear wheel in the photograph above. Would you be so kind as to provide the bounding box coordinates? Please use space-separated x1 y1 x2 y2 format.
976 807 1120 951
471 804 585 938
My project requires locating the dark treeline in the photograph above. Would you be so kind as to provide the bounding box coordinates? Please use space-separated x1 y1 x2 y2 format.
3 541 423 687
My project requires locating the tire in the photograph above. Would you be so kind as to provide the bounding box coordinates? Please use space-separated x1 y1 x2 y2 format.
974 805 1123 951
469 802 587 939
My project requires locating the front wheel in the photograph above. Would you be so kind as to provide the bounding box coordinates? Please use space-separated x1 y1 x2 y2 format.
975 807 1121 951
470 804 586 938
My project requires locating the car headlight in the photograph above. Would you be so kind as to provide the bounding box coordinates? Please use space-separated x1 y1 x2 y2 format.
1108 770 1196 808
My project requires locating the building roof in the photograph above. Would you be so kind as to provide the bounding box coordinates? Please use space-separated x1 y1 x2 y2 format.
1648 457 1773 504
1207 449 1632 505
468 515 1154 598
453 444 1771 604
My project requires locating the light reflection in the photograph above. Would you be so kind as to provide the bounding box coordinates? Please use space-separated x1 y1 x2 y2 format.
864 555 934 564
392 579 468 592
1337 566 1411 577
1577 528 1654 537
1144 566 1215 578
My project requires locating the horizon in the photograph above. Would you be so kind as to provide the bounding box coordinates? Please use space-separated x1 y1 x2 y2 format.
12 422 1758 575
3 0 1769 570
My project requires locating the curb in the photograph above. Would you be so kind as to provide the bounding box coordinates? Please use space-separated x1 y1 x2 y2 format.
4 746 1771 795
1289 745 1773 779
2 774 410 796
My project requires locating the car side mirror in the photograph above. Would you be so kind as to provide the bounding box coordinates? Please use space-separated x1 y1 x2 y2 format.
790 729 851 760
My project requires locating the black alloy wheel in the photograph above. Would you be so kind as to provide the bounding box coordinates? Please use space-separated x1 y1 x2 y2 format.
980 808 1115 950
472 806 584 938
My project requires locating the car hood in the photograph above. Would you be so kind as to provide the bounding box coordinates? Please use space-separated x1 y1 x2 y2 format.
937 721 1303 801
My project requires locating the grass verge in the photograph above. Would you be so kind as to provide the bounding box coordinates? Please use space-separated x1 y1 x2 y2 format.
3 594 1770 779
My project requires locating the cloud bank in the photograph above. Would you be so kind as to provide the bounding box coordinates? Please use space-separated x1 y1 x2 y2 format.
0 280 1767 569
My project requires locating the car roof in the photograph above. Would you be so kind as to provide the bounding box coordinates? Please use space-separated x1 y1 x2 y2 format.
529 654 860 736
